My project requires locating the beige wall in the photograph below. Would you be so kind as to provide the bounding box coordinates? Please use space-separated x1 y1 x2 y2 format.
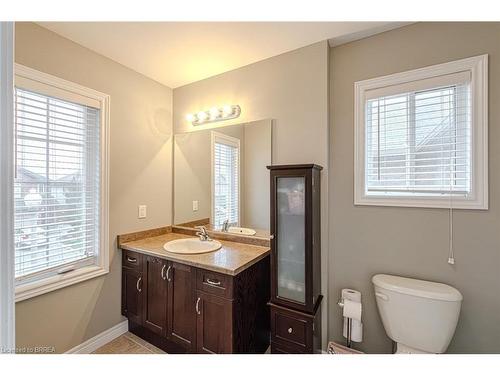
14 22 173 353
242 120 272 230
174 130 212 224
173 41 330 346
330 22 500 353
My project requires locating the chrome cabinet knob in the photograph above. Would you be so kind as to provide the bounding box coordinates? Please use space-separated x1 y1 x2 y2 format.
288 327 293 334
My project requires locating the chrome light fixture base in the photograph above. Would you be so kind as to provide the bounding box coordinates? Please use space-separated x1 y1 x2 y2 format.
187 104 241 126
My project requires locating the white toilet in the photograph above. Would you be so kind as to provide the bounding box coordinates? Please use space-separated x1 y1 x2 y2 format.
372 274 463 354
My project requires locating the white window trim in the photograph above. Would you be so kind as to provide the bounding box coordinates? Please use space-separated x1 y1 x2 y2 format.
354 54 488 209
0 22 15 351
210 131 241 227
14 64 110 302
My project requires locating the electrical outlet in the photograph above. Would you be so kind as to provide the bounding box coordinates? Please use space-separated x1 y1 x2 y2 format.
192 200 199 211
138 205 147 219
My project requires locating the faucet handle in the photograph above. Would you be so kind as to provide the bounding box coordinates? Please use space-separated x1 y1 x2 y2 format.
195 225 207 233
195 226 210 241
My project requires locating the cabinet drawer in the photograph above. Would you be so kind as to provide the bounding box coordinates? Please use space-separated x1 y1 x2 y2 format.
270 305 313 351
196 269 233 299
122 250 143 270
271 341 306 354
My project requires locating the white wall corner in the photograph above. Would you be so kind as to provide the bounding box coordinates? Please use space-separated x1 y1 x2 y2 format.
65 320 128 354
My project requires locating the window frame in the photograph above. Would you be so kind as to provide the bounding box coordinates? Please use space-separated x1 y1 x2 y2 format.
210 131 241 228
14 64 110 302
354 55 488 209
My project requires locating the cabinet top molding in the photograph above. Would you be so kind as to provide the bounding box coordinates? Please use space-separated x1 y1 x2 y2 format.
267 164 323 171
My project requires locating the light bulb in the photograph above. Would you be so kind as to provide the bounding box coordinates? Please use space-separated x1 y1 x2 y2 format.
222 105 233 117
197 111 208 123
186 113 194 122
209 107 220 120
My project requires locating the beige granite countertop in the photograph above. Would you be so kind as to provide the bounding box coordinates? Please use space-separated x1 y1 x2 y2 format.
119 232 270 276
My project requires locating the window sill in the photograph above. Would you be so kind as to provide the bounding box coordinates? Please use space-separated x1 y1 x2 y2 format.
15 265 109 303
354 195 488 210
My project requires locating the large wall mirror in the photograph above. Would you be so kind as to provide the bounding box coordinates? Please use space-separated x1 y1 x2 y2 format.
173 119 272 238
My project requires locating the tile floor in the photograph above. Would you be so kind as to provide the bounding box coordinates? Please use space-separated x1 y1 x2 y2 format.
93 332 271 354
92 332 165 354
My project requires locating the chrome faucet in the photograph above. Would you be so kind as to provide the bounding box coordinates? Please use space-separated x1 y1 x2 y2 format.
221 219 230 232
195 226 211 241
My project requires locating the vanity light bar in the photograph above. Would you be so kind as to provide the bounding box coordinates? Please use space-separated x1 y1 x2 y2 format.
186 105 241 125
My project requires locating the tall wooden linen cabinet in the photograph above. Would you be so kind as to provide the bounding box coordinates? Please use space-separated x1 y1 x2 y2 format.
267 164 323 354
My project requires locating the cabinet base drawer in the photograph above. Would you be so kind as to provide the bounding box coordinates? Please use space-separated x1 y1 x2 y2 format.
269 298 322 354
271 306 312 350
271 340 307 354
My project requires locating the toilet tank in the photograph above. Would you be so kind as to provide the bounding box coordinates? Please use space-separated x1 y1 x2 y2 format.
372 274 463 353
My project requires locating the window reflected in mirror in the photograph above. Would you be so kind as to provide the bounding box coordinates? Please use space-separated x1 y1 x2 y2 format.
174 119 272 238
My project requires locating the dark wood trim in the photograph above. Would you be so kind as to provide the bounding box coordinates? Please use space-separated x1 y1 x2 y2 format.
267 164 323 171
268 295 323 318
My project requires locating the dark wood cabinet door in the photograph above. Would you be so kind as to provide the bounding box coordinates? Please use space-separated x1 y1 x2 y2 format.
268 164 322 314
195 290 233 354
143 256 168 336
167 262 196 351
122 268 144 325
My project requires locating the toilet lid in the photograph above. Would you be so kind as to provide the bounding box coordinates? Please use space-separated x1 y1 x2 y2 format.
372 274 463 302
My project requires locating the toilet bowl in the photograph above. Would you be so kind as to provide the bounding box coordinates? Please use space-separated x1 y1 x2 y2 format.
372 274 462 354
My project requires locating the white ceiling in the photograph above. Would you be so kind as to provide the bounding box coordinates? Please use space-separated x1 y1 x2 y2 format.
38 22 408 88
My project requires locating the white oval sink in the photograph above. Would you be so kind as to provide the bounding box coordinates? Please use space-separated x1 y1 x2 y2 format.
163 238 222 254
227 226 256 236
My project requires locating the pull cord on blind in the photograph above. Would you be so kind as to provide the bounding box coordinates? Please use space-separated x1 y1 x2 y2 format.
213 134 239 229
365 83 471 197
14 87 101 281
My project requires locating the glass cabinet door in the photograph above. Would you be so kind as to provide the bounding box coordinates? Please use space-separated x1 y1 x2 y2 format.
276 176 305 304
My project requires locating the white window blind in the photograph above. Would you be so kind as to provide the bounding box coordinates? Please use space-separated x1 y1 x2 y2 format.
14 87 101 281
355 55 487 209
365 83 471 197
212 133 239 228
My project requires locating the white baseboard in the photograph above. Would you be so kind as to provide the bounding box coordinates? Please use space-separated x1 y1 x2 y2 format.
66 320 128 354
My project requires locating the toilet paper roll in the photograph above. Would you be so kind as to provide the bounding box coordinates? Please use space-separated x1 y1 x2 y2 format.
342 299 362 321
342 288 361 303
341 288 363 343
343 318 363 342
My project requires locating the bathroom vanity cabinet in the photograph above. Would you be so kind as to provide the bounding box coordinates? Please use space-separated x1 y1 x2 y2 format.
267 164 323 353
121 249 270 354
